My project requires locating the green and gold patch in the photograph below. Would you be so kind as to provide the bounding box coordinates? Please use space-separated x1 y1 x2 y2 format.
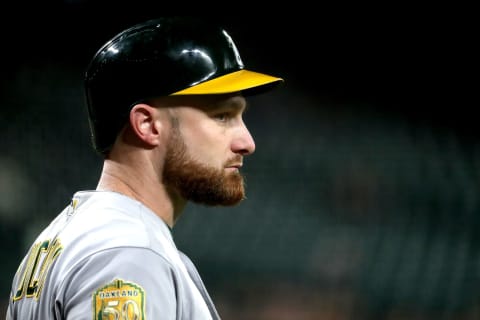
93 278 145 320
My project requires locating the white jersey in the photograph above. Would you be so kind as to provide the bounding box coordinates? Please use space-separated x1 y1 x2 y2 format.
6 191 220 320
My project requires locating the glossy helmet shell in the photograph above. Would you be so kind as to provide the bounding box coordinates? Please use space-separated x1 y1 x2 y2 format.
85 16 283 155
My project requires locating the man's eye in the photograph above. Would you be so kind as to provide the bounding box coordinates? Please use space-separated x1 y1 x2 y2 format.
215 113 229 122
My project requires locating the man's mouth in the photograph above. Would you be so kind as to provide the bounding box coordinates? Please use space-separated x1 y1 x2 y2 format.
225 162 242 171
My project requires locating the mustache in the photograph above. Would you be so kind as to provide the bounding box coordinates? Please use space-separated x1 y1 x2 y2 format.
224 156 243 167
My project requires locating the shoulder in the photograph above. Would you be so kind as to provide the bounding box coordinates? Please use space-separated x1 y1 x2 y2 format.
49 191 176 280
59 191 171 252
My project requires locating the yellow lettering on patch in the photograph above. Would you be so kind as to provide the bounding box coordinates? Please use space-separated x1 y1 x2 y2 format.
93 279 145 320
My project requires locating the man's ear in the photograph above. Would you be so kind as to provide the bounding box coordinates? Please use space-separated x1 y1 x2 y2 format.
128 103 163 147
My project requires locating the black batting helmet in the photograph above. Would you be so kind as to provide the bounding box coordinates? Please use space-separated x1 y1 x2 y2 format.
84 16 283 156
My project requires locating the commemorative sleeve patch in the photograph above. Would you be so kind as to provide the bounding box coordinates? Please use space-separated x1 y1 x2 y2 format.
93 278 146 320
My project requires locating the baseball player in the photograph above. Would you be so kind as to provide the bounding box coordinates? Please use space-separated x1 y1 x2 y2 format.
6 17 283 319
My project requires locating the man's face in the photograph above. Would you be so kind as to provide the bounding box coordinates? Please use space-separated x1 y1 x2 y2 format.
162 94 255 206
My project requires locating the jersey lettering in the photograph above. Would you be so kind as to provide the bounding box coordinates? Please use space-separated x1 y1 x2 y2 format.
13 238 63 301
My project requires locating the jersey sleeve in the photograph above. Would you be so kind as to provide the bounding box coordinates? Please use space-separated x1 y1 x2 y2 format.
56 247 179 319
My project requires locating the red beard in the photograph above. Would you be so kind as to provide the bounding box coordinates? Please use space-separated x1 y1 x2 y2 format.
163 127 245 206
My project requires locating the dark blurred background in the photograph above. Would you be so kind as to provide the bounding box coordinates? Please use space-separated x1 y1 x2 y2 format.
1 4 477 320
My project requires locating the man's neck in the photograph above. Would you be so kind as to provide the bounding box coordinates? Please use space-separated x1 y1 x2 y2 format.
96 159 186 228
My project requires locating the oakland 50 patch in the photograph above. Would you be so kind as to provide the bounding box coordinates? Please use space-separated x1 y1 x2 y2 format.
93 278 145 319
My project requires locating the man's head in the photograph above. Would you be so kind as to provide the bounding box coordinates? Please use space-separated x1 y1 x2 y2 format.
114 93 254 206
84 16 283 157
86 17 283 207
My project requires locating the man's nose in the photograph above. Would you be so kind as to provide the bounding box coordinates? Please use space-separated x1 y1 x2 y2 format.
231 122 256 156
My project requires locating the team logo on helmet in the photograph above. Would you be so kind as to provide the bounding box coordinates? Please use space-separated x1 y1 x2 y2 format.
93 278 145 320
